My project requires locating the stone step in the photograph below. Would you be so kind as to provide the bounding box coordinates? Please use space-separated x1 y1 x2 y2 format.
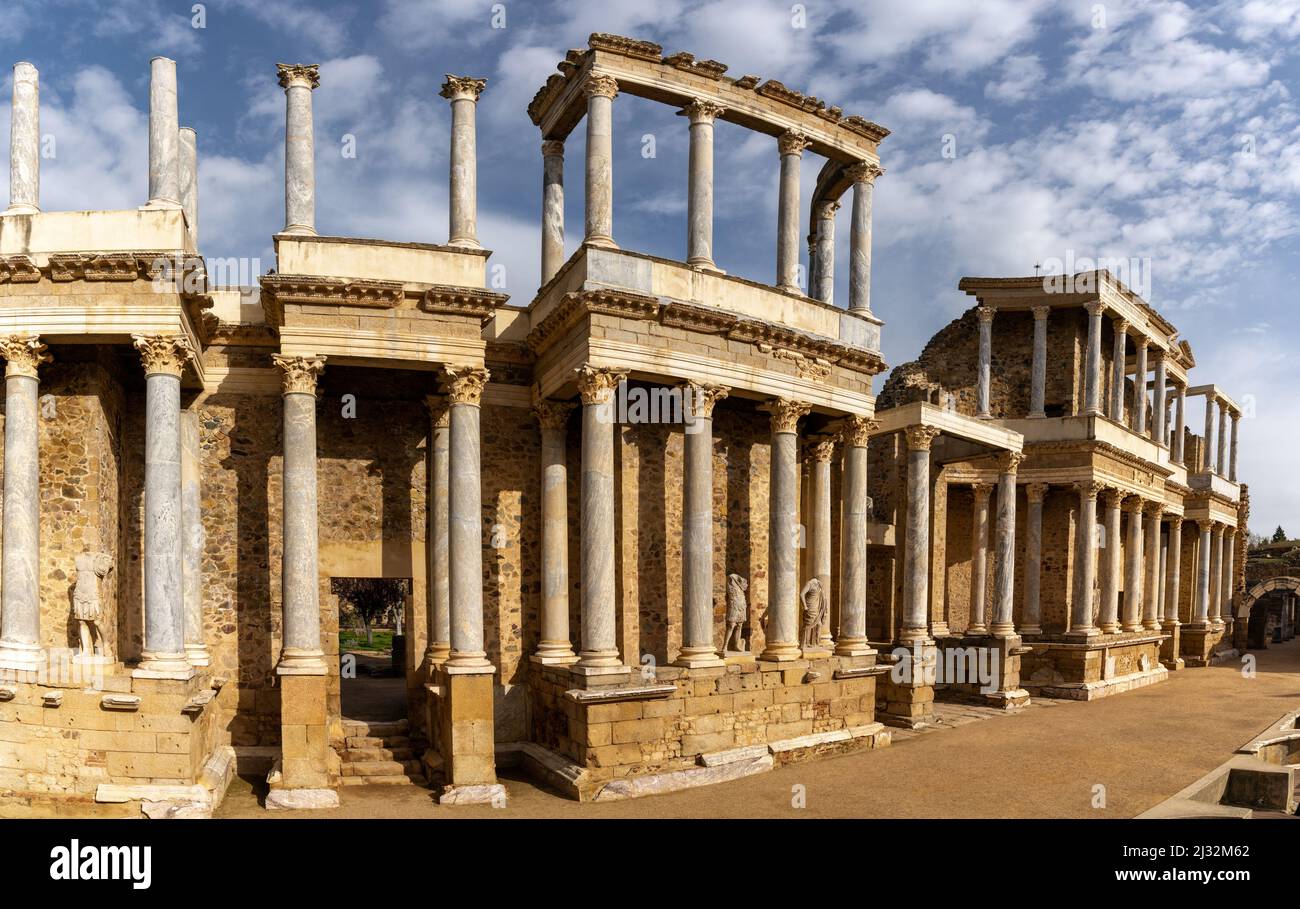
341 719 409 739
341 760 407 777
341 775 415 787
340 746 414 763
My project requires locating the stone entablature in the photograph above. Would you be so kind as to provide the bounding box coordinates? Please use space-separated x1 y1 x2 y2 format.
273 234 492 290
0 208 196 262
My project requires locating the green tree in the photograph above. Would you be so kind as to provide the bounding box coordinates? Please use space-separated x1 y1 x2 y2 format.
1272 526 1288 543
333 578 408 647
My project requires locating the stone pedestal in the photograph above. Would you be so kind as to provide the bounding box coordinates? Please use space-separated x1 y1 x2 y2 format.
878 642 936 728
267 671 337 809
436 666 505 805
1179 623 1223 668
983 635 1030 709
1160 619 1184 671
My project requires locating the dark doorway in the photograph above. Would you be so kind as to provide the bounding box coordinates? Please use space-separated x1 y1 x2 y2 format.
333 577 411 722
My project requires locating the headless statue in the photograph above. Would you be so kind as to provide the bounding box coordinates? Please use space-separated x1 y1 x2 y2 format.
73 551 114 660
724 573 748 652
800 578 827 649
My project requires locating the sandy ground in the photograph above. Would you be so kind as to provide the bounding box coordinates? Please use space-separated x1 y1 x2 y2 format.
216 638 1300 819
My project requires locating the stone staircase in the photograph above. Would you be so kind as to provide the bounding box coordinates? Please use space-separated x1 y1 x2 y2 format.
337 718 425 787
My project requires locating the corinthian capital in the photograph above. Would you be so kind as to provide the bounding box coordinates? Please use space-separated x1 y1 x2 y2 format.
532 390 575 430
845 160 884 184
996 451 1025 474
442 365 491 406
1026 482 1049 504
765 398 811 434
575 366 626 406
440 74 487 102
276 63 320 90
805 435 837 463
272 354 326 394
584 73 619 100
777 130 811 156
683 381 729 419
425 394 450 429
680 98 725 124
840 414 879 448
904 425 940 451
134 334 195 378
0 335 51 379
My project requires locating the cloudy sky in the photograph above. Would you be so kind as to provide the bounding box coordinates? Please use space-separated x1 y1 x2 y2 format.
2 0 1298 535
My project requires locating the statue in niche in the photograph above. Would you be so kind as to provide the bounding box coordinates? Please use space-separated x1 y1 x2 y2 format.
724 574 748 652
800 578 827 649
73 551 114 660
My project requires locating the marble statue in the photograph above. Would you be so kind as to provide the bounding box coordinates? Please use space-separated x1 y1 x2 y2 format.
724 573 748 652
800 577 826 649
73 551 114 660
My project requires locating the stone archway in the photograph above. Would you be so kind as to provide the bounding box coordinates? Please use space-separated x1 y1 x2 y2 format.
1238 577 1300 649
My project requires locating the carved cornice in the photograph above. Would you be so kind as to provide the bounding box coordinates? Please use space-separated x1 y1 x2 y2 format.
683 381 729 419
1025 439 1173 482
575 365 627 405
442 365 490 407
765 398 812 434
0 255 41 283
584 73 619 100
840 414 878 447
526 289 661 354
904 425 941 452
440 74 487 102
134 334 195 378
777 129 811 156
277 63 320 90
532 390 576 430
260 273 406 327
419 285 506 322
0 335 51 378
272 354 325 394
588 33 662 61
0 252 206 289
663 51 728 80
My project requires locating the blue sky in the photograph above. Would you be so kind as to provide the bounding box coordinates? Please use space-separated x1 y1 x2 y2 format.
2 0 1298 534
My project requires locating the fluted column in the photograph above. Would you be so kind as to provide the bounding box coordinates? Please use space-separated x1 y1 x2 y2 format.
181 409 208 666
443 366 490 668
1209 523 1224 625
1143 502 1163 630
1193 519 1212 624
1221 527 1236 626
762 399 811 659
272 354 326 674
277 63 320 236
776 130 810 294
1110 317 1128 422
1229 411 1239 482
1099 487 1124 633
847 160 883 313
1021 483 1047 635
682 99 724 270
178 127 198 244
1069 482 1103 636
678 382 729 666
975 306 994 419
1120 497 1144 632
145 57 181 209
967 483 993 635
135 335 195 675
1172 384 1186 464
1083 302 1105 415
1164 516 1182 624
1132 338 1148 435
575 366 627 669
991 452 1023 637
442 75 486 249
0 336 50 671
1203 395 1216 473
811 200 839 304
806 434 836 650
902 426 941 642
583 74 618 249
424 396 451 666
1152 350 1167 447
1216 402 1228 479
1029 306 1049 418
7 62 40 214
540 140 565 284
532 396 576 664
836 416 875 655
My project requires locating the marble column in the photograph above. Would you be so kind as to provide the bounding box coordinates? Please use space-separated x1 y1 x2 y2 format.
540 140 565 284
441 75 487 249
1165 516 1183 623
901 426 941 642
135 335 195 675
1229 411 1240 482
1216 402 1228 479
532 396 576 664
762 399 811 660
1021 483 1048 635
807 434 837 650
583 74 618 249
975 306 994 419
776 130 811 294
146 57 181 209
1069 482 1103 635
1209 523 1224 625
1172 384 1186 465
1193 519 1212 624
682 99 724 270
0 336 50 671
991 452 1023 637
678 382 729 666
1029 306 1049 418
424 396 452 666
1099 487 1124 633
1083 302 1105 415
1221 528 1236 626
1110 318 1128 423
7 62 40 214
836 416 875 655
1203 395 1216 474
967 483 993 634
1152 350 1167 447
1143 502 1163 631
1121 497 1144 632
181 409 208 667
1132 338 1148 435
575 366 627 669
272 354 326 674
443 366 490 668
178 127 198 245
811 200 839 304
277 63 320 236
847 160 883 313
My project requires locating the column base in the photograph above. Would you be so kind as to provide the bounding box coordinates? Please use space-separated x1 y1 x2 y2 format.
531 648 579 667
280 223 318 237
673 647 724 669
264 787 340 811
1064 628 1104 644
0 640 44 674
834 637 874 657
1019 624 1043 636
777 283 802 296
966 625 989 636
184 643 211 668
422 643 451 677
444 650 492 671
584 235 618 250
448 236 482 250
139 199 183 212
989 623 1015 637
758 641 803 662
3 203 40 216
568 663 632 688
687 257 723 273
276 648 327 676
439 782 507 806
1099 622 1120 634
134 650 194 680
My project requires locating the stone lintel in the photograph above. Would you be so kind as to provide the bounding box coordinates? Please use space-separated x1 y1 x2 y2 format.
564 683 676 703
